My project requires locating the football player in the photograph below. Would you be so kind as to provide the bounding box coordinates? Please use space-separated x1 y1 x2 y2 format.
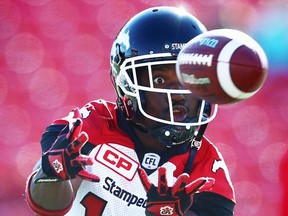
26 6 235 216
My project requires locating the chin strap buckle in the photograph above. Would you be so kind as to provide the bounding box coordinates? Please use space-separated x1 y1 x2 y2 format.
191 138 202 150
190 123 208 150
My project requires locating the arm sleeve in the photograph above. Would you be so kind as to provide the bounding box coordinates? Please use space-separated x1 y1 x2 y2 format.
190 192 235 216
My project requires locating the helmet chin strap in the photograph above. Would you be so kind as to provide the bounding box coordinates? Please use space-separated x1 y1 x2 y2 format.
130 120 196 147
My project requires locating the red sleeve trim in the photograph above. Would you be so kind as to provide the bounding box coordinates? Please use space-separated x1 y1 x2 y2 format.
25 169 74 216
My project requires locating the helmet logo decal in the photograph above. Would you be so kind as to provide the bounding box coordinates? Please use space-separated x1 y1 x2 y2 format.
111 30 130 66
171 43 187 50
163 43 187 52
119 30 130 53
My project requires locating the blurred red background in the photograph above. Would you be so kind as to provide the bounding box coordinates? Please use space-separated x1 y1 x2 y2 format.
0 0 287 215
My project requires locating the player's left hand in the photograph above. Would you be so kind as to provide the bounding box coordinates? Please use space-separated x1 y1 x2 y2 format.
36 118 100 183
138 167 215 216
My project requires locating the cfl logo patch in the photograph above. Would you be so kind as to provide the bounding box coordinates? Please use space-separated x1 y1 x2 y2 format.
142 153 160 170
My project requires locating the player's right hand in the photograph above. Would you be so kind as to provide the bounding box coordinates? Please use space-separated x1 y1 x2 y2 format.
36 118 100 183
139 167 215 216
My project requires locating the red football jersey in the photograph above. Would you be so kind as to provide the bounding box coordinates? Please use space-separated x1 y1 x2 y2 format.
50 99 235 215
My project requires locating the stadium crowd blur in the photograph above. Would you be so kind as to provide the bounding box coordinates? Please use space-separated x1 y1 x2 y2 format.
0 0 287 215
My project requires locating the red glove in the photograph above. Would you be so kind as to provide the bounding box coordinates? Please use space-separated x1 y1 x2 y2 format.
35 118 100 183
139 167 215 216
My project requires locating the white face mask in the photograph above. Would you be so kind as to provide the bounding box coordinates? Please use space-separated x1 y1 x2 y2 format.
113 53 218 127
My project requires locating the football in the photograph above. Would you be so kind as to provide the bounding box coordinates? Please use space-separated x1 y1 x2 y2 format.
176 29 268 104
